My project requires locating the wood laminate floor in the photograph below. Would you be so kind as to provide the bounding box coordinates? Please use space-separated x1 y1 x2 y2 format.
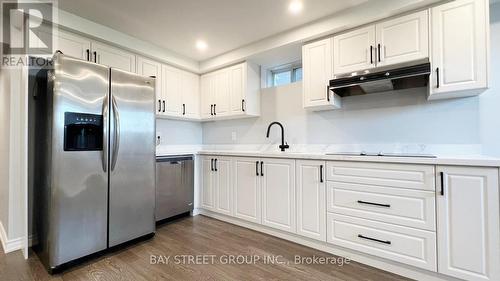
0 215 411 281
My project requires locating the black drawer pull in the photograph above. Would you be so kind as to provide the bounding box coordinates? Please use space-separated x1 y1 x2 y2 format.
370 45 373 64
436 67 440 88
260 161 264 176
358 234 391 245
242 99 245 112
162 100 165 112
256 161 259 176
214 159 218 172
210 159 214 171
158 100 161 112
440 171 445 196
357 200 390 208
320 165 324 183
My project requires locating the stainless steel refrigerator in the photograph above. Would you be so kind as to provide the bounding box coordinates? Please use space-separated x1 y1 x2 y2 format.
32 53 156 272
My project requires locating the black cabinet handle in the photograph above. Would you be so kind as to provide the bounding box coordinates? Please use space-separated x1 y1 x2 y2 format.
158 100 161 112
214 159 218 172
242 99 245 112
320 165 324 183
377 44 381 62
162 100 165 112
357 200 390 208
436 67 440 88
370 45 373 64
358 234 391 245
440 171 444 196
210 159 214 171
256 161 259 176
182 104 185 115
214 104 216 115
93 51 97 63
326 85 330 102
86 49 90 61
210 104 213 116
260 161 264 176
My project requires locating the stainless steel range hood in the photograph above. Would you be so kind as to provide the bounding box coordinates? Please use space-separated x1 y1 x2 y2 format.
329 60 431 97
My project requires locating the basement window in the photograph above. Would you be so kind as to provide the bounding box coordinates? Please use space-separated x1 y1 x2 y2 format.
271 64 302 87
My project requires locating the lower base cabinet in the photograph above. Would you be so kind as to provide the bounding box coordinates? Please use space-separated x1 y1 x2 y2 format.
296 160 326 241
200 155 500 280
436 166 500 281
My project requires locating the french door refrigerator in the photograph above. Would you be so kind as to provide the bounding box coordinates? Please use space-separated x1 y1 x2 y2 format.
33 53 156 272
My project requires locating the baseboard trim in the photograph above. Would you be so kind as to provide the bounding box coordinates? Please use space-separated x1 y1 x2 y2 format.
198 209 457 281
0 221 23 254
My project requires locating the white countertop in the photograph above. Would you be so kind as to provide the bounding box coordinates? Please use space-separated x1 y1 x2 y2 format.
156 145 500 167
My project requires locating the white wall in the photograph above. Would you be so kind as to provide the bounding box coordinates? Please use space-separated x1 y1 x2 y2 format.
0 65 11 234
203 82 481 149
480 2 500 156
156 119 202 145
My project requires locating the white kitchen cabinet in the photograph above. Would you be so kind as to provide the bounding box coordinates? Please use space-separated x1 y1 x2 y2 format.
215 69 231 116
296 160 326 241
261 158 296 233
181 71 200 119
137 57 163 114
375 10 428 67
200 157 215 211
54 30 92 61
229 63 245 115
302 38 341 110
162 64 182 116
214 157 232 216
333 25 376 75
200 73 216 119
91 42 136 73
429 0 489 100
233 157 261 224
200 62 260 121
436 166 500 281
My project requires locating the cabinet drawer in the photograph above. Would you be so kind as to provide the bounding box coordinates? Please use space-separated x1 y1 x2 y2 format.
327 182 436 231
326 161 435 191
327 213 437 271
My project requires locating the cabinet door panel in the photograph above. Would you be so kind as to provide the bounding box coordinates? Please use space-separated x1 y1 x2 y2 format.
162 65 182 116
261 158 296 233
214 157 232 216
430 0 488 96
200 157 215 211
55 30 91 60
437 166 500 281
229 64 245 114
333 25 376 74
233 158 261 224
92 42 136 72
215 70 230 116
296 160 326 241
302 38 333 108
137 57 162 114
200 74 215 119
182 71 200 118
376 10 428 67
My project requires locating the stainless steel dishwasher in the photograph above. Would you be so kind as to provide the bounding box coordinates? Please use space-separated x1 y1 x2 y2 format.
155 155 194 222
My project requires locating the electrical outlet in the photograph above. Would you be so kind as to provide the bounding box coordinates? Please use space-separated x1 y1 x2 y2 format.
156 132 163 145
231 132 237 141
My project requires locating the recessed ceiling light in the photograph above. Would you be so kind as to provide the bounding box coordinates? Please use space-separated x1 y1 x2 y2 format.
289 1 303 14
196 40 208 51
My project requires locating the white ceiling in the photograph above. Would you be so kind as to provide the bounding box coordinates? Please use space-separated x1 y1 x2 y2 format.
58 0 368 61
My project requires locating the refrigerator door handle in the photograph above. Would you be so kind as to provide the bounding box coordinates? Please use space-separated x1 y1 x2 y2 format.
102 95 108 172
111 96 121 171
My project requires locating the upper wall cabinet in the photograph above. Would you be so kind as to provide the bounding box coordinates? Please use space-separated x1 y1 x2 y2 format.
137 57 163 113
428 0 489 100
201 62 260 121
375 10 429 67
333 10 429 75
91 42 136 73
333 25 376 75
302 38 341 110
54 30 92 60
161 64 200 120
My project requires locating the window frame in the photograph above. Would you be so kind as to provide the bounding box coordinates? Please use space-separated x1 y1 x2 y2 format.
270 62 302 87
